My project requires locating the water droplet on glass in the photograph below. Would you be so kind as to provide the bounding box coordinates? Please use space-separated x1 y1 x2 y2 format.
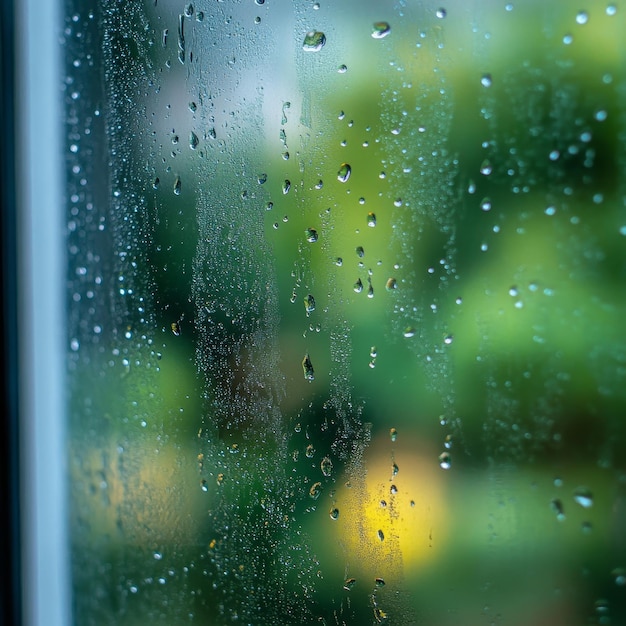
436 7 447 18
257 173 267 185
173 176 182 195
481 73 492 87
306 444 315 458
302 353 315 381
594 109 608 122
607 4 617 16
309 481 322 499
282 179 291 194
343 578 356 591
304 294 316 316
329 508 339 521
439 451 451 469
575 10 588 24
355 246 365 258
573 486 593 508
390 428 397 442
391 463 399 477
338 64 348 73
305 228 319 243
371 22 391 39
200 479 208 492
367 279 374 299
189 131 199 150
403 327 416 338
303 31 326 52
612 567 626 586
367 212 377 227
551 498 566 521
321 456 333 477
480 159 493 176
375 577 385 587
171 321 181 336
443 334 453 345
337 162 351 182
377 529 385 541
335 257 343 266
353 278 364 293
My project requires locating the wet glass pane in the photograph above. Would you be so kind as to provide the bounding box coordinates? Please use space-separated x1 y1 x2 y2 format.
66 1 626 624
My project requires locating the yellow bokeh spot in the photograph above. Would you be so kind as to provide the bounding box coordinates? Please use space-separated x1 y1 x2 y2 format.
332 434 449 581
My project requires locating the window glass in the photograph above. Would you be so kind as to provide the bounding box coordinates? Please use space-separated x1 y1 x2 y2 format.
66 1 626 624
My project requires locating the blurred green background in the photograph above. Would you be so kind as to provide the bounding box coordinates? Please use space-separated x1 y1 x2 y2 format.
66 1 626 624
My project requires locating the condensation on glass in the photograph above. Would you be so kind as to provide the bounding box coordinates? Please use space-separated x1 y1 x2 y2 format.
66 1 626 624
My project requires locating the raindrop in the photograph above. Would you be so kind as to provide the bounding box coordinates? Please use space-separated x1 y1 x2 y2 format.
551 498 566 521
573 486 593 508
200 479 208 492
304 294 316 316
302 353 315 381
343 578 356 591
309 481 322 499
356 246 365 258
173 176 182 195
436 7 447 18
305 228 319 243
353 278 364 293
306 444 315 458
152 177 160 190
575 10 588 24
337 162 352 182
338 64 348 73
320 456 333 477
480 197 492 211
607 4 617 16
302 31 326 52
367 212 377 227
481 73 492 87
257 173 267 184
370 346 377 358
367 279 374 299
375 577 385 587
403 327 416 338
329 508 340 520
612 567 626 586
377 529 385 541
371 22 391 39
171 321 181 336
189 131 199 150
282 179 291 194
389 428 397 442
479 159 493 176
335 257 343 266
594 109 608 122
391 463 399 477
390 484 398 495
439 451 451 469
